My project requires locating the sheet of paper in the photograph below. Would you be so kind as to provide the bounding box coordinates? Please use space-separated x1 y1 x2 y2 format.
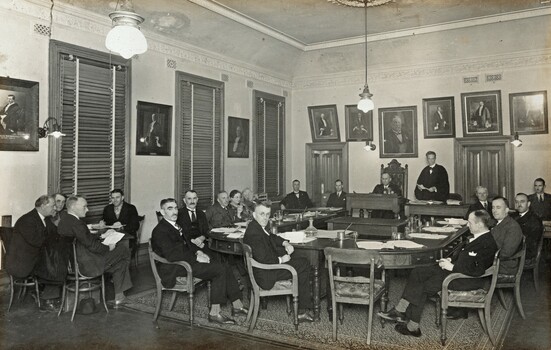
408 233 449 240
211 227 241 234
278 231 319 244
422 226 457 233
386 240 425 249
101 231 125 246
356 241 386 250
227 232 244 239
234 222 248 228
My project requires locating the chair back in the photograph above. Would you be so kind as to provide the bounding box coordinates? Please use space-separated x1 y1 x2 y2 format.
241 243 261 292
257 193 268 202
155 211 163 222
448 193 463 201
498 236 526 284
148 240 165 288
484 250 501 301
136 215 145 244
380 159 408 199
526 228 545 269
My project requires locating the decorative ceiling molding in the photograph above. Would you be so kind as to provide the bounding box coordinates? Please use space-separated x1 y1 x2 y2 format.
292 50 551 89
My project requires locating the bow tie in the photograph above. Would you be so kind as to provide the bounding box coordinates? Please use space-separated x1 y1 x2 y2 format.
393 131 401 135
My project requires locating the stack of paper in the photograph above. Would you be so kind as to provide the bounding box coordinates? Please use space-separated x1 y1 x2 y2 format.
422 226 457 233
408 233 448 240
211 227 242 234
101 230 125 246
356 240 424 250
446 199 462 205
227 232 244 239
278 231 317 244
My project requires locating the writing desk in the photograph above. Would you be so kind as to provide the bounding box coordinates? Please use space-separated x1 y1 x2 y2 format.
405 203 470 218
346 193 403 218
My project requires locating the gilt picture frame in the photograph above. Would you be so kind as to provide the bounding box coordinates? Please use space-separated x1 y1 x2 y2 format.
509 90 548 135
461 90 502 137
345 105 373 142
308 104 340 142
379 106 418 158
423 96 455 139
136 101 172 156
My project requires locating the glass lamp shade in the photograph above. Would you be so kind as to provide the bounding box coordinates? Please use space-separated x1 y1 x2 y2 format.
105 25 147 59
357 96 374 113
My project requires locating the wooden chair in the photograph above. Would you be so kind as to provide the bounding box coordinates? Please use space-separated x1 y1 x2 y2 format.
438 250 500 346
523 230 545 291
0 228 41 312
381 159 408 199
241 243 299 331
133 215 145 268
496 237 526 319
324 247 386 345
148 240 210 328
58 240 109 321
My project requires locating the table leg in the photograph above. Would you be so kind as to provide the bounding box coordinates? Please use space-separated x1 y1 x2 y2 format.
313 265 320 321
382 270 390 312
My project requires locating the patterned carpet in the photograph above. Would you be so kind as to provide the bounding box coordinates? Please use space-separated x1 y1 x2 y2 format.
126 274 513 350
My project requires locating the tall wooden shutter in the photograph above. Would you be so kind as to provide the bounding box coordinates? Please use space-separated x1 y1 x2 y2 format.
49 41 130 223
176 73 223 211
254 91 285 198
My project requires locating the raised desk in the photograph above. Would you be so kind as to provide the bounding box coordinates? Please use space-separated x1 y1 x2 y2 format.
405 203 470 218
346 192 403 218
326 217 407 238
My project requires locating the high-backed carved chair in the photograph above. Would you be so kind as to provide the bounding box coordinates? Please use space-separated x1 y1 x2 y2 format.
381 159 408 199
324 247 386 345
148 240 210 328
523 230 545 291
496 237 526 319
438 250 500 346
133 215 145 268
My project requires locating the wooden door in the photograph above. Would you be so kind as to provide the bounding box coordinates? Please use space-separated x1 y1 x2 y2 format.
305 143 348 206
454 137 514 203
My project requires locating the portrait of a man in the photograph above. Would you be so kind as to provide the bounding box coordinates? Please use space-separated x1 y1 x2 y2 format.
510 91 548 135
228 116 249 158
423 97 455 138
308 105 340 142
461 91 502 137
136 101 172 156
345 105 373 141
0 94 24 135
379 106 418 158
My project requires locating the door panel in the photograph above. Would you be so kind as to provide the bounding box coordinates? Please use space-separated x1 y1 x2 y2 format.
306 143 348 206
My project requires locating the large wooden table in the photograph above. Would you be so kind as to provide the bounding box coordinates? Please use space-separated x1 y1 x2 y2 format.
326 217 407 238
207 225 469 321
405 202 470 218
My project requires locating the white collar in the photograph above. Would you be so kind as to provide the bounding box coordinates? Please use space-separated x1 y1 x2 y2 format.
470 230 489 242
519 211 527 217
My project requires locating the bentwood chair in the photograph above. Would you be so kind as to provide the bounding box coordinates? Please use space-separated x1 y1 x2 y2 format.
496 237 527 319
324 247 386 345
58 240 109 321
148 240 210 328
0 228 42 312
133 215 145 268
438 250 500 346
241 243 299 332
523 230 545 291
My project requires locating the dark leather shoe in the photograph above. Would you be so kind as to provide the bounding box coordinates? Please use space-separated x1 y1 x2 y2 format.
208 314 236 325
395 323 422 338
231 307 249 316
298 312 314 323
377 308 407 323
446 308 468 320
39 300 59 313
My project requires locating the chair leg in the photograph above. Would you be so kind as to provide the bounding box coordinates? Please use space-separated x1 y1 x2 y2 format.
285 295 291 315
338 303 344 325
332 299 337 341
58 282 67 317
249 294 261 332
484 305 496 345
478 309 487 334
533 265 540 292
153 287 163 323
207 282 211 308
101 275 109 313
497 289 508 309
71 279 79 322
189 293 194 327
168 292 177 311
293 295 299 331
435 296 441 327
245 290 254 325
34 278 41 308
514 283 526 319
8 275 14 312
440 307 448 346
367 304 373 345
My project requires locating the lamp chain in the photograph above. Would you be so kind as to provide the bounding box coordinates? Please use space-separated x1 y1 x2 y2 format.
364 0 368 85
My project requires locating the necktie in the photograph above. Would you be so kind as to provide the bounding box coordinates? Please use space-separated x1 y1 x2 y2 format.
189 210 197 222
540 195 544 203
175 223 183 236
483 202 487 210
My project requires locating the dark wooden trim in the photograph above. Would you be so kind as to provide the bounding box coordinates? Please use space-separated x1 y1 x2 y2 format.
305 142 349 204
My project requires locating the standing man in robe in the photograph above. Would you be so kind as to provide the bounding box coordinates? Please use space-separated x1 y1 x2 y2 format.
414 151 449 202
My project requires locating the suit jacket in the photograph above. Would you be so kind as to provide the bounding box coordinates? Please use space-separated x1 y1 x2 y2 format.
228 203 253 222
414 164 450 201
326 191 347 208
243 220 287 289
58 212 109 277
1 102 21 133
491 215 523 275
466 201 494 220
451 232 498 277
383 129 412 154
205 202 234 228
151 218 198 288
372 183 402 197
514 210 543 260
6 209 54 278
280 191 313 210
528 193 551 220
318 117 332 136
177 207 209 239
102 202 140 235
432 110 449 131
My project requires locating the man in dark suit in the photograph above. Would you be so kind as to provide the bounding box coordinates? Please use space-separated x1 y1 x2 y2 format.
0 94 22 134
145 113 162 154
378 210 498 337
513 193 543 263
371 172 402 219
152 198 247 325
280 180 313 210
102 189 140 257
318 113 332 136
205 191 234 228
432 106 449 132
243 201 314 322
490 197 523 275
528 178 551 220
326 179 347 208
58 196 132 305
465 186 494 221
383 115 413 154
414 151 449 202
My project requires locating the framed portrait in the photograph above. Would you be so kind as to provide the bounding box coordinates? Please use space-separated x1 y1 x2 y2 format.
422 96 455 139
379 106 418 158
509 90 548 135
345 105 373 141
228 116 249 158
308 104 340 142
0 77 39 151
136 101 172 156
461 90 502 137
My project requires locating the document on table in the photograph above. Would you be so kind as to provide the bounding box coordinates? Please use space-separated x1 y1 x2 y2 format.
278 231 317 244
357 240 425 250
101 230 125 246
422 226 457 233
227 232 244 239
315 230 354 239
211 227 241 234
408 233 449 240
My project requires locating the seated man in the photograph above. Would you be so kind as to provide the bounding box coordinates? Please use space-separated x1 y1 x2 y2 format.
205 191 234 228
414 151 449 202
152 198 247 325
326 179 347 208
51 193 66 226
102 189 140 241
528 178 551 220
371 172 402 219
280 179 313 210
243 201 314 322
490 197 523 275
465 186 494 221
514 193 543 264
378 210 498 337
58 196 132 305
241 187 257 212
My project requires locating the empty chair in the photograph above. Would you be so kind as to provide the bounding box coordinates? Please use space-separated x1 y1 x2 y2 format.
324 247 386 345
496 237 527 319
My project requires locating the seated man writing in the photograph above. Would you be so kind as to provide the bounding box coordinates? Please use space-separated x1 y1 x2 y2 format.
378 210 498 337
152 198 247 325
371 172 402 219
243 201 314 322
58 195 132 305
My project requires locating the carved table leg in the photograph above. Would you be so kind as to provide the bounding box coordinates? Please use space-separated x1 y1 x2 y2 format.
313 264 320 321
